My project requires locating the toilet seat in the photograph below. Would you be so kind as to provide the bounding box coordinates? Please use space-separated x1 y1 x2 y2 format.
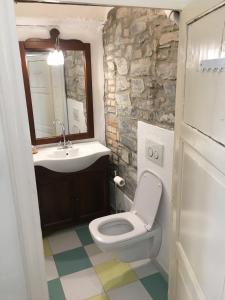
89 211 148 248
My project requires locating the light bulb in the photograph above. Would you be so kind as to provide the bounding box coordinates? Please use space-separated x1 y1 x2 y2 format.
47 50 64 66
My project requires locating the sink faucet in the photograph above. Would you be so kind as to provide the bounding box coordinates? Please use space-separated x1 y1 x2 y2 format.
53 120 72 149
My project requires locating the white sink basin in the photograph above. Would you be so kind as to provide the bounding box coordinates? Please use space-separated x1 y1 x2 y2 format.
33 141 111 173
47 148 81 159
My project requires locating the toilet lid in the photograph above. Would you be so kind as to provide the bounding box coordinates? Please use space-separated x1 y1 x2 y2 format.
132 170 162 228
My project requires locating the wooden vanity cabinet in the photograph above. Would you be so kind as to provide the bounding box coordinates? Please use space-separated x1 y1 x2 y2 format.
35 156 109 233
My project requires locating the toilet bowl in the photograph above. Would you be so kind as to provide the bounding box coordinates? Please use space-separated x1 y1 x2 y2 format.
89 170 163 262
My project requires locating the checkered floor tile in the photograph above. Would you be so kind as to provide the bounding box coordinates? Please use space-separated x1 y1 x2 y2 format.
44 224 168 300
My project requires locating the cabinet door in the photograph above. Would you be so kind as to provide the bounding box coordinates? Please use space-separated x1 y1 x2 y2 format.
77 172 108 222
35 167 77 231
76 158 109 222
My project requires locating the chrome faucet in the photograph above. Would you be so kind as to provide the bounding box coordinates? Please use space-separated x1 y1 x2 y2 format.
53 120 72 149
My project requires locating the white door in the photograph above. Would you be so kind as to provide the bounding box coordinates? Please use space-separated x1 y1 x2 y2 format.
169 1 225 299
27 54 56 138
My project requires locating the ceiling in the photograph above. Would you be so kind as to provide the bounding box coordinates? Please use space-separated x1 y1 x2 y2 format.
15 3 112 21
15 0 192 11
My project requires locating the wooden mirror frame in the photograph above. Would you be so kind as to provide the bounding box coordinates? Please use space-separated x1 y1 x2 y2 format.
19 30 94 145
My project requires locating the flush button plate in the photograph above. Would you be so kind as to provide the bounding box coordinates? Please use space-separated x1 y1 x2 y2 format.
145 139 164 167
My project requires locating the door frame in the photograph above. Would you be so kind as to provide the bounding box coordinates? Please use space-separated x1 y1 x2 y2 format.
2 0 198 299
4 1 182 300
168 0 225 299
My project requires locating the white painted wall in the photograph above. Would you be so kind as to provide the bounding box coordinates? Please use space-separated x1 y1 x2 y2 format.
138 121 174 273
16 16 106 144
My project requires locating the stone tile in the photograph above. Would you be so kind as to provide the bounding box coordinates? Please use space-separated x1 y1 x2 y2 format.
114 58 128 75
159 31 179 45
116 76 130 92
48 229 82 255
87 293 109 300
130 259 158 279
121 148 130 164
116 7 130 19
156 62 177 80
85 243 115 266
54 247 92 277
141 273 168 300
131 78 145 96
108 281 153 300
130 59 151 76
94 259 137 292
130 20 147 35
61 268 103 300
45 256 58 281
115 92 131 106
75 224 93 246
43 238 52 257
48 279 66 300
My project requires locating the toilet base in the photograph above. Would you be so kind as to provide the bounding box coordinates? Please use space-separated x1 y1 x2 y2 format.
110 224 162 262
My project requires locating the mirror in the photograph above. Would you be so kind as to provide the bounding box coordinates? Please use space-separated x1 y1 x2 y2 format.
19 29 94 145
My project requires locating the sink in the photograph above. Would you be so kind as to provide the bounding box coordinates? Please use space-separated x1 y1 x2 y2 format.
47 148 81 159
33 141 111 173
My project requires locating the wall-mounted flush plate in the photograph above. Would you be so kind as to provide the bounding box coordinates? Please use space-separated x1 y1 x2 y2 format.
145 139 164 166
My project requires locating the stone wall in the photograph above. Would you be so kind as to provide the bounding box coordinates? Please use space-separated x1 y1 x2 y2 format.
64 50 86 103
103 8 179 198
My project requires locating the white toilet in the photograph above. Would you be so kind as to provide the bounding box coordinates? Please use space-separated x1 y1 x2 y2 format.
89 170 163 262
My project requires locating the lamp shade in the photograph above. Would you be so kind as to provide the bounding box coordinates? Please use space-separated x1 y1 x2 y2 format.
47 50 64 66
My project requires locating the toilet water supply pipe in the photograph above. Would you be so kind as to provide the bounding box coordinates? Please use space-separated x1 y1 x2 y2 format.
113 170 125 213
114 170 118 213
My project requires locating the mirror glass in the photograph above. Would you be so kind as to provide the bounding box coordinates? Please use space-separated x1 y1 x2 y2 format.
26 50 87 139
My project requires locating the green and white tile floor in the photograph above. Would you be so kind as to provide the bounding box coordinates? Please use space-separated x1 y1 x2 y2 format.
43 224 168 300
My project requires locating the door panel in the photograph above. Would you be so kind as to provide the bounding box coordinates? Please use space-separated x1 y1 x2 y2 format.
184 6 225 145
27 56 56 137
35 167 76 231
179 143 225 299
77 169 109 221
176 244 205 300
37 178 75 229
176 271 191 300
